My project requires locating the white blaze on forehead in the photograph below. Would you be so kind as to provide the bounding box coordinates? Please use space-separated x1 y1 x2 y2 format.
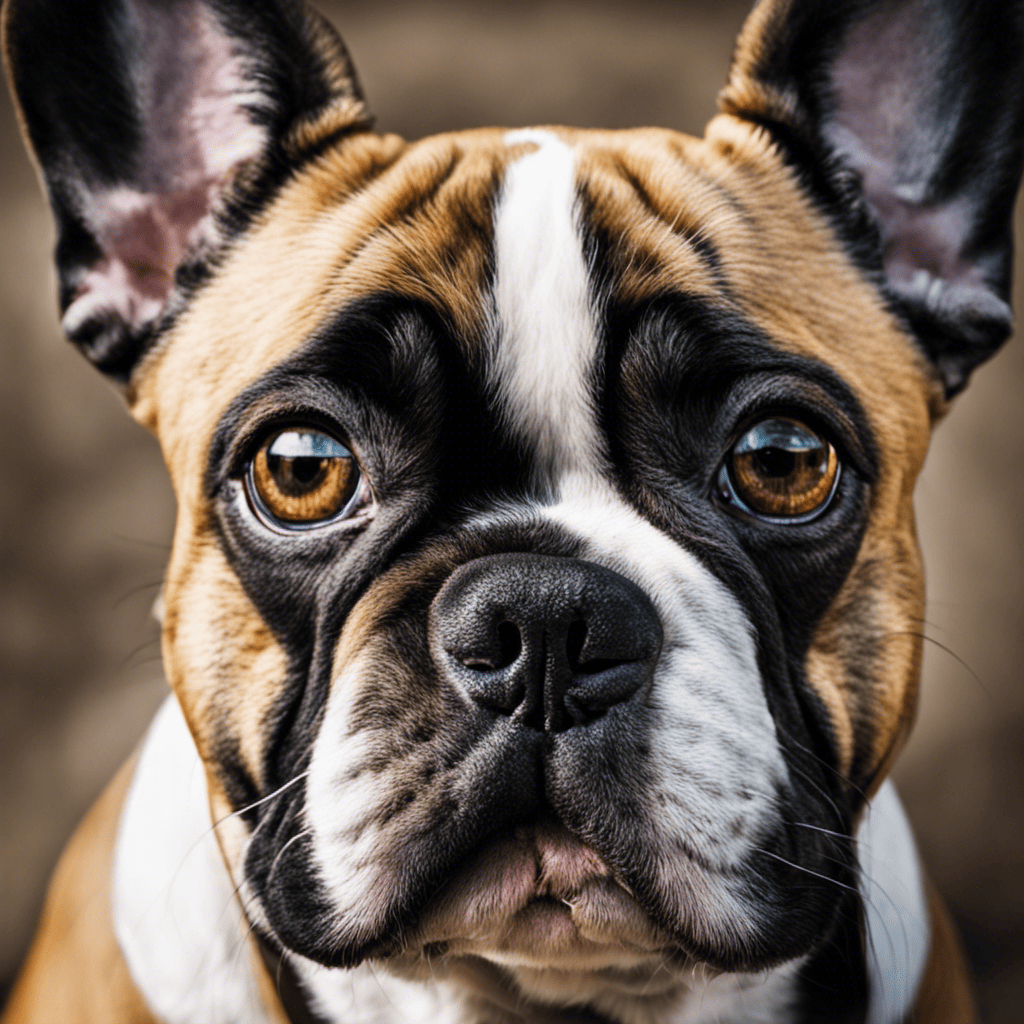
491 129 603 482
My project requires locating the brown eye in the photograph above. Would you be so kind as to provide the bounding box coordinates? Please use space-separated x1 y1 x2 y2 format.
719 417 839 521
248 429 362 526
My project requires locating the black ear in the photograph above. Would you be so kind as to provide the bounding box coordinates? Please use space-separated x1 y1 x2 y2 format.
720 0 1024 397
3 0 371 386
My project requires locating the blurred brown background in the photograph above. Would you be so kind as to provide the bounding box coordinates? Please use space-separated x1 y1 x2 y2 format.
1 0 1022 1018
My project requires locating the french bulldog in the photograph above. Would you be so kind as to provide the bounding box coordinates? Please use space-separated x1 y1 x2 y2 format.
4 0 1022 1021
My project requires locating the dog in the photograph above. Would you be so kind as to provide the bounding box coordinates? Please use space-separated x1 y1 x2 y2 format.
3 0 1022 1020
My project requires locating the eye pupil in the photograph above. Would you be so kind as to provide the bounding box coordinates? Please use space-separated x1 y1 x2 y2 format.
292 457 325 485
267 454 328 491
752 446 796 479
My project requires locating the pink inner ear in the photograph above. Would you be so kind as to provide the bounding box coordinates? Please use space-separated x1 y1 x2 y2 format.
62 0 267 339
826 1 981 292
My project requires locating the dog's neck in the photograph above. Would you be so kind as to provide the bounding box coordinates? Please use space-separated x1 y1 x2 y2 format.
112 697 929 1024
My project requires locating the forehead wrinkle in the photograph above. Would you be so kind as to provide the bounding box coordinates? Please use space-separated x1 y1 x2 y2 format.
490 129 605 493
327 172 499 348
575 141 732 302
305 134 506 344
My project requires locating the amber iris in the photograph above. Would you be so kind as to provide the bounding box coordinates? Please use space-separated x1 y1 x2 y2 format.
249 429 359 525
727 417 839 519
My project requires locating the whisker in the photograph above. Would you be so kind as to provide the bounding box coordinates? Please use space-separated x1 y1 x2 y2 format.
365 961 401 1017
110 534 173 552
781 759 848 828
775 724 868 804
787 820 850 842
267 828 311 885
213 770 309 831
118 636 161 669
879 629 991 701
753 847 861 897
112 579 165 610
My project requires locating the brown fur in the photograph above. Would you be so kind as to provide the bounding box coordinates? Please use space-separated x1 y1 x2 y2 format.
1 760 157 1024
910 881 978 1024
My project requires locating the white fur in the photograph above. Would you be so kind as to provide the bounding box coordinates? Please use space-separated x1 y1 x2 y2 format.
305 678 410 943
290 955 461 1024
113 695 451 1024
113 695 274 1024
859 780 930 1024
491 129 604 481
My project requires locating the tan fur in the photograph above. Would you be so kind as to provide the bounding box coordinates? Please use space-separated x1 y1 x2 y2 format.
714 0 940 784
0 760 157 1024
909 881 978 1024
711 116 931 785
719 0 808 141
250 952 297 1024
705 95 935 788
158 522 293 881
160 525 289 786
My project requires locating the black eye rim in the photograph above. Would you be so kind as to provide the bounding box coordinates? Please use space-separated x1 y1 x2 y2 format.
713 414 843 526
242 424 373 534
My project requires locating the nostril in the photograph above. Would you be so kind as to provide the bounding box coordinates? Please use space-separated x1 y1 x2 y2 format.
565 618 624 674
565 619 587 670
460 620 522 671
497 620 522 669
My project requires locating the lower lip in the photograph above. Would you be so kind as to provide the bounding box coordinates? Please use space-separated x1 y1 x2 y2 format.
439 896 660 972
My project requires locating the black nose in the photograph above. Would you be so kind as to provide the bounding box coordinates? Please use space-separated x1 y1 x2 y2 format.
429 553 663 732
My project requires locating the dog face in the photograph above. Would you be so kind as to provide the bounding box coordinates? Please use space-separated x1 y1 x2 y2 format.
149 123 931 982
6 0 1023 1010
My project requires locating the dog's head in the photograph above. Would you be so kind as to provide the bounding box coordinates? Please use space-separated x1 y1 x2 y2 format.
6 0 1024 1013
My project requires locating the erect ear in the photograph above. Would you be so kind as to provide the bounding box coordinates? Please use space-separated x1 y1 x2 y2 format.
720 0 1024 398
3 0 371 387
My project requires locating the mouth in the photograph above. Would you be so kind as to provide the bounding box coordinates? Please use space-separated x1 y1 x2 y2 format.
404 819 672 970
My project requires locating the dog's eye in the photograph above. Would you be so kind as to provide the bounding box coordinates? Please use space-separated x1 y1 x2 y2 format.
247 429 362 526
716 417 839 522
